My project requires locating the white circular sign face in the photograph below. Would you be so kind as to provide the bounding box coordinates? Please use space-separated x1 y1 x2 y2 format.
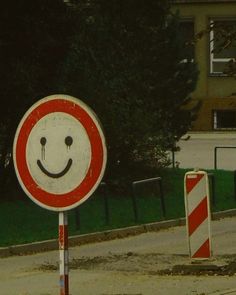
26 112 92 194
13 94 107 211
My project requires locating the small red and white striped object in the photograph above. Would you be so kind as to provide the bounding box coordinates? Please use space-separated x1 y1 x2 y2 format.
59 212 69 295
184 170 212 259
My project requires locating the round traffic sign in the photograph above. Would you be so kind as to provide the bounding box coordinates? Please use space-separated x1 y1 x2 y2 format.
13 94 107 211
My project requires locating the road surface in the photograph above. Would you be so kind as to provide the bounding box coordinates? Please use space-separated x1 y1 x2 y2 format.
1 216 236 294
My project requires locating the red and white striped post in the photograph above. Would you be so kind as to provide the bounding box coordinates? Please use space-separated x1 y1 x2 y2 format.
184 170 212 259
59 211 69 295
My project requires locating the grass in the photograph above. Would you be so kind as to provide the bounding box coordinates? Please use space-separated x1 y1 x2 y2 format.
0 168 235 247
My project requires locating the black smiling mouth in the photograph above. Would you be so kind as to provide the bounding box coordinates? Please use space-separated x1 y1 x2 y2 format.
37 158 73 178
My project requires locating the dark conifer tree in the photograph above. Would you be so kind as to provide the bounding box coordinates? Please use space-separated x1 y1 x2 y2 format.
60 0 199 176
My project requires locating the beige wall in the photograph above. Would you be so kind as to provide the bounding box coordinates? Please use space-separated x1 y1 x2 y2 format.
171 2 236 130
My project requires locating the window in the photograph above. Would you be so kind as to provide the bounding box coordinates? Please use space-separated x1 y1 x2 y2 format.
210 19 236 75
213 110 236 129
179 20 195 63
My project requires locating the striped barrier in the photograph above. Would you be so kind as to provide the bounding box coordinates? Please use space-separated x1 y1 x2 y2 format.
184 170 212 259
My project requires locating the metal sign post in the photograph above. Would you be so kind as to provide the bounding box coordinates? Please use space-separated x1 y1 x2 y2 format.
59 211 69 295
13 94 107 294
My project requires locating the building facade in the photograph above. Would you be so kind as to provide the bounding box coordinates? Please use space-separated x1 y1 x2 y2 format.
171 0 236 130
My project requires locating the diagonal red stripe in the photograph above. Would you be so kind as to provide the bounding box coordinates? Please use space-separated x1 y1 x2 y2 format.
59 225 68 250
192 238 210 258
186 173 204 194
188 197 208 236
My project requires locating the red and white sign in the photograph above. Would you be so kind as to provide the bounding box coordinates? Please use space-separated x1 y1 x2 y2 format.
184 170 212 259
13 94 107 211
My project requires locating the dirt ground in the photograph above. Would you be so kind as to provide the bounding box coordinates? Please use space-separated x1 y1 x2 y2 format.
1 216 236 294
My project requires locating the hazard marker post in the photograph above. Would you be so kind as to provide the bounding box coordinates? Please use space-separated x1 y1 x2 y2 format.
184 170 212 259
59 212 69 294
13 94 107 295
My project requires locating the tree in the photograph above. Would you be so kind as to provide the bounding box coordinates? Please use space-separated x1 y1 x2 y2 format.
0 0 74 195
0 0 199 196
59 0 199 178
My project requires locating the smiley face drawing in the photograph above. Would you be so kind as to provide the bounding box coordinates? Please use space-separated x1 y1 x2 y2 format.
26 111 92 195
37 135 73 178
13 95 107 211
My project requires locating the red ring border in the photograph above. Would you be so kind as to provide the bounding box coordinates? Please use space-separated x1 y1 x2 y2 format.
14 98 105 210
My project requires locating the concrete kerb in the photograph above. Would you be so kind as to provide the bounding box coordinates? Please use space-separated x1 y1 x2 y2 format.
1 208 236 258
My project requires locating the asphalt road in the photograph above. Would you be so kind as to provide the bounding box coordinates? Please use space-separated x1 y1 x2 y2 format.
1 216 236 295
175 132 236 170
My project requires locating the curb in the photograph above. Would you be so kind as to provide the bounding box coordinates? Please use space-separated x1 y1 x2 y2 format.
1 208 236 258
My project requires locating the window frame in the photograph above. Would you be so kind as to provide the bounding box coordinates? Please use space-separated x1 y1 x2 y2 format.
213 109 236 130
209 18 236 76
